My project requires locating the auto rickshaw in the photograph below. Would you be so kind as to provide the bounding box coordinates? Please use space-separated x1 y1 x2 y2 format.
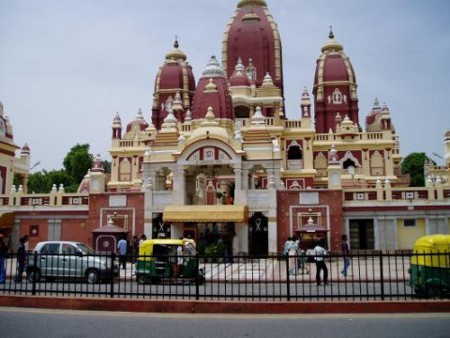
409 234 450 297
134 238 205 285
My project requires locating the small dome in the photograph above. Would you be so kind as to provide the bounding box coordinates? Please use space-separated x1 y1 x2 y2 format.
229 58 251 86
366 99 394 132
321 29 344 53
92 155 104 173
126 108 149 133
21 143 30 155
165 38 187 61
202 56 225 78
187 107 231 145
237 0 267 8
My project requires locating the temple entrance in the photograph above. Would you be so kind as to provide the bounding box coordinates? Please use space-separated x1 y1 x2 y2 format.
349 219 374 250
248 212 268 256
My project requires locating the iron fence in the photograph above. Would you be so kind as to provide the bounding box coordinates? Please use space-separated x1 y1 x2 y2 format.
0 251 448 301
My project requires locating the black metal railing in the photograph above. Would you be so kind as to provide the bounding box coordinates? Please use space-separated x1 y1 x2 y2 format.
0 251 448 301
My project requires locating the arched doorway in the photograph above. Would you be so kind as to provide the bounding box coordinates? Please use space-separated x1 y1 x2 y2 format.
248 212 268 256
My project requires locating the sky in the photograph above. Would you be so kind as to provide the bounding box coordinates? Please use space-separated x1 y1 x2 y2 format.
1 0 449 172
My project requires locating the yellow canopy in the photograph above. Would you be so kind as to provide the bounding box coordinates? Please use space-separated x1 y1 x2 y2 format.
163 205 248 222
0 213 14 229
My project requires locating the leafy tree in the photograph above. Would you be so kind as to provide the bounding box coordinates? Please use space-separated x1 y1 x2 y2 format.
102 160 111 174
401 152 429 187
63 143 93 184
27 170 76 193
24 143 94 193
27 171 52 193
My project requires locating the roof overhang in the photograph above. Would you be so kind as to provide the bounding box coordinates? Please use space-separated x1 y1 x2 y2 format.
163 205 248 223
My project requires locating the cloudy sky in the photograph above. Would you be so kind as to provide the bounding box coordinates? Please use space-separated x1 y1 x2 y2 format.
1 0 449 171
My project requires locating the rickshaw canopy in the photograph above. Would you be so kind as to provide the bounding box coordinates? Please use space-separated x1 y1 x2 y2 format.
411 234 450 268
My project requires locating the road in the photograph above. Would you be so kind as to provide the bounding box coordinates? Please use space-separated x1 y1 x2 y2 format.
0 307 449 338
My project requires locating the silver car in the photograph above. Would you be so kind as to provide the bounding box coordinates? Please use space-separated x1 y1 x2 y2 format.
27 241 119 284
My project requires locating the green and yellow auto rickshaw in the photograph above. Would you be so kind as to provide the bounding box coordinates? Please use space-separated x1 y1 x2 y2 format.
409 234 450 297
135 238 205 285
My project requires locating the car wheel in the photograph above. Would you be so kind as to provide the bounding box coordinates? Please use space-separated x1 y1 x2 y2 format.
27 268 41 283
85 269 100 284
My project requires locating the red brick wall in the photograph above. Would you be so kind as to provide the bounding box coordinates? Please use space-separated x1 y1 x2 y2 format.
277 190 344 252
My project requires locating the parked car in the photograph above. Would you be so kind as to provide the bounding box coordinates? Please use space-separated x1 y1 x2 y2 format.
409 234 450 298
27 241 119 284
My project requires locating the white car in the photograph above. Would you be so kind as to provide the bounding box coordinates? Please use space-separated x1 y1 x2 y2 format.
27 241 119 284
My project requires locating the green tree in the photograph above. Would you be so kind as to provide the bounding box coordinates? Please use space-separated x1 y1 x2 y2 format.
27 169 76 193
27 171 52 193
63 143 93 185
401 152 429 187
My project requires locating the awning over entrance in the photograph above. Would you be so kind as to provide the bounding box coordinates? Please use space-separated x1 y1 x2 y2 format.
163 205 248 223
0 213 14 229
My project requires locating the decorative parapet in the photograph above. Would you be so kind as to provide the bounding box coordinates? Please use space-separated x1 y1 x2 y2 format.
344 186 450 203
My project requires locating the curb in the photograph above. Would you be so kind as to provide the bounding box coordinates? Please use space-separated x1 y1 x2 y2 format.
1 295 449 314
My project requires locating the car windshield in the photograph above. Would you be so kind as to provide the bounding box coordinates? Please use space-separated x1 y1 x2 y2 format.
75 243 96 255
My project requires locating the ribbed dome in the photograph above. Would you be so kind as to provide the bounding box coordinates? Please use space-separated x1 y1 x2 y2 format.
152 40 196 129
191 56 234 120
313 29 359 133
223 1 282 90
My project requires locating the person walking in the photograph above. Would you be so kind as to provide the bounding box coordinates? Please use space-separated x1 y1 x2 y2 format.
287 239 298 275
117 236 128 270
15 235 29 283
0 234 8 284
313 240 328 285
341 234 351 277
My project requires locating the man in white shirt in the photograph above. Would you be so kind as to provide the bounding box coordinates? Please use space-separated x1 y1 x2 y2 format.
313 240 328 285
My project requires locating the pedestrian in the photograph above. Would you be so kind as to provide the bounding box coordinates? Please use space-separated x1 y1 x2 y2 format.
131 235 139 263
283 236 294 256
139 234 147 247
287 239 298 275
313 239 328 285
0 234 9 284
15 235 29 283
117 235 128 270
341 234 351 277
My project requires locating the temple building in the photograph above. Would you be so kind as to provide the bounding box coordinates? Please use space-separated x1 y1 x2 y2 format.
1 0 449 255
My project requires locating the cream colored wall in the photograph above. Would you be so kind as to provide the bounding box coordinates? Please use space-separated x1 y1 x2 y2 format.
396 218 426 250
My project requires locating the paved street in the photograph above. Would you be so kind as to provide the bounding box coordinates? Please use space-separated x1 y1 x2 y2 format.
0 307 449 338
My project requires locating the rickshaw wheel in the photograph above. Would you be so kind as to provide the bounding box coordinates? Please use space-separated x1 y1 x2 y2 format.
426 284 442 298
136 274 148 285
150 277 161 284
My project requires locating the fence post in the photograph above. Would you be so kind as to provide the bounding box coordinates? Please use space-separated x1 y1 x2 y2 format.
31 252 38 296
379 251 385 301
285 254 291 301
195 254 200 301
109 252 115 298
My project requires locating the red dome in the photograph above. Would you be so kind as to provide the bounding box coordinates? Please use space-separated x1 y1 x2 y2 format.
126 109 149 133
191 56 234 120
223 1 283 90
313 30 359 133
152 40 196 129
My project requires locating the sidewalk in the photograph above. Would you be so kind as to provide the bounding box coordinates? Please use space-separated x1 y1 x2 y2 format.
119 256 411 283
